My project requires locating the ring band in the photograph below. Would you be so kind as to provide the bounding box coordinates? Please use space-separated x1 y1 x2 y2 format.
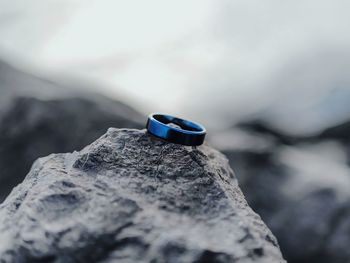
146 113 206 146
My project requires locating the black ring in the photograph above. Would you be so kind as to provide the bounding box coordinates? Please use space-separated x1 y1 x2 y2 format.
146 113 206 146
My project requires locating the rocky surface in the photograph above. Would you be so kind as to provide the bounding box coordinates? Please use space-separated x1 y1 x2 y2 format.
0 128 285 263
211 120 350 263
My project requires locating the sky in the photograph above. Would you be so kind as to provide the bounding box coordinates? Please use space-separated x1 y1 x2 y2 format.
1 0 350 134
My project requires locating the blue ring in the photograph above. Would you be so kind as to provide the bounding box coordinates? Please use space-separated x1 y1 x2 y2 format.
146 113 206 146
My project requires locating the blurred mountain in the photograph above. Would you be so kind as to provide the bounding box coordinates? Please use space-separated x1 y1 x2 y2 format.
320 121 350 143
211 118 350 263
0 60 70 112
0 59 144 202
0 60 143 119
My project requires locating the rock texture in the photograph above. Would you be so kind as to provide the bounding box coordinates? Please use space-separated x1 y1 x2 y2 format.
0 128 285 263
212 120 350 263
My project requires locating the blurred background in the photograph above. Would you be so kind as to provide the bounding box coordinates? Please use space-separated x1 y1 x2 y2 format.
1 1 350 263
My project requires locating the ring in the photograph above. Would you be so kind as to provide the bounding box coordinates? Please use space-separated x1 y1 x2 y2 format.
146 113 206 146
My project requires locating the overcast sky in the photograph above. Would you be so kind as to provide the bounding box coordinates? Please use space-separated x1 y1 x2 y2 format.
1 0 350 134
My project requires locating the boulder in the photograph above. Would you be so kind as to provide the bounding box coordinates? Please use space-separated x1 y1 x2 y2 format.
319 120 350 164
0 59 144 202
0 97 143 202
269 189 348 263
319 120 350 142
213 121 350 263
0 128 285 263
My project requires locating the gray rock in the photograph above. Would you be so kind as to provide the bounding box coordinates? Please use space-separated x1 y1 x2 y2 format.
214 121 350 263
325 201 350 263
269 189 348 263
319 120 350 165
0 58 144 202
0 128 285 263
0 97 143 202
319 120 350 142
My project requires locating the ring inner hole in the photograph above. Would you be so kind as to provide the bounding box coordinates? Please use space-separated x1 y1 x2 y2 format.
154 115 201 132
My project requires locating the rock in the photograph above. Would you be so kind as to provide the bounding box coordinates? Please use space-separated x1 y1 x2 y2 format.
0 59 144 202
0 128 285 263
222 150 290 221
0 97 143 202
325 200 350 263
236 120 301 145
214 121 350 263
209 126 290 221
269 189 347 263
318 120 350 143
319 120 350 164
